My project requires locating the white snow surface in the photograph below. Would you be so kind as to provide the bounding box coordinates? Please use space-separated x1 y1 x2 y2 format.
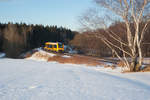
0 58 150 100
26 50 55 61
62 55 71 58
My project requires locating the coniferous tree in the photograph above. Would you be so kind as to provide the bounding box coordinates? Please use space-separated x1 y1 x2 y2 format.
0 22 77 58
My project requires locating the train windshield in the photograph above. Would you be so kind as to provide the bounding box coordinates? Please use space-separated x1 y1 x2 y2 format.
58 43 63 48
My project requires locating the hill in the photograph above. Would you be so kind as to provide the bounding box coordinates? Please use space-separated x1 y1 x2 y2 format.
0 58 150 100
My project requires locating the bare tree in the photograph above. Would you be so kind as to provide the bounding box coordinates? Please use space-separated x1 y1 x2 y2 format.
80 0 150 71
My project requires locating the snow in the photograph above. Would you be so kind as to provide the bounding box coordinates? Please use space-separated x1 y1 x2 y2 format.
64 45 77 54
68 50 78 54
34 47 43 51
62 55 71 58
94 67 150 86
26 50 56 61
0 58 150 100
95 66 122 73
0 53 5 58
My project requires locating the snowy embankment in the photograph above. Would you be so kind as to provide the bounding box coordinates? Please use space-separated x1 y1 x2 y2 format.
26 49 56 61
25 48 71 61
0 58 150 100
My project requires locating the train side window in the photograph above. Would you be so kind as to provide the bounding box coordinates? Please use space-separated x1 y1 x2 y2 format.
53 45 57 48
49 45 52 48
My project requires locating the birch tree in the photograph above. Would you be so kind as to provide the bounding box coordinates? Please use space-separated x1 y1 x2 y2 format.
80 0 150 71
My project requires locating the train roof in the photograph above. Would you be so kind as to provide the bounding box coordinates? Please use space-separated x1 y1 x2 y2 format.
45 42 63 45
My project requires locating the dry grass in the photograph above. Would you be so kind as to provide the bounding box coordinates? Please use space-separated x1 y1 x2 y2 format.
117 61 126 67
22 49 39 58
117 60 150 72
33 52 51 60
23 50 38 58
48 55 103 67
104 64 116 70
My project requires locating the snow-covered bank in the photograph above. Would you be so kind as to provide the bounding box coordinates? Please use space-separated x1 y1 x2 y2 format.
0 58 150 100
26 50 56 61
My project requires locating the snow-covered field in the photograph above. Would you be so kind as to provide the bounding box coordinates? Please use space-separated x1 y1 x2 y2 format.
0 58 150 100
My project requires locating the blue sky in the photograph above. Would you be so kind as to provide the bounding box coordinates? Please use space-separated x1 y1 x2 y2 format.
0 0 92 30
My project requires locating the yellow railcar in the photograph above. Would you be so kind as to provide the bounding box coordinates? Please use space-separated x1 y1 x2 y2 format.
44 42 64 52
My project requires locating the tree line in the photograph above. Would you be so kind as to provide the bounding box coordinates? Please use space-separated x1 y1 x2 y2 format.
0 22 77 58
70 22 150 57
